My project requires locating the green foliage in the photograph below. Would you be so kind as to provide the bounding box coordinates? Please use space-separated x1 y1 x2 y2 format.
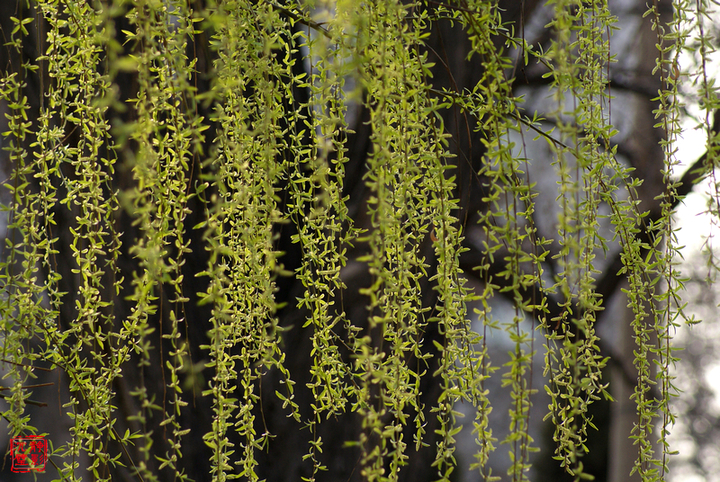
0 0 712 481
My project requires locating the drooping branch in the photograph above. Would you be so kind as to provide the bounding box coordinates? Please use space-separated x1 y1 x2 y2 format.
461 108 720 332
593 108 720 315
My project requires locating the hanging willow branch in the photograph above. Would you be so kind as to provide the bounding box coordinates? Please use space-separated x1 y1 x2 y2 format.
0 0 712 481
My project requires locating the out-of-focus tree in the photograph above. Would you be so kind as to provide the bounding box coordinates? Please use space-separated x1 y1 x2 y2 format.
0 1 714 481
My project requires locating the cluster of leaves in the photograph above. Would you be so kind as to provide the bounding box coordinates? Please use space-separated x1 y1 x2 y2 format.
0 0 712 481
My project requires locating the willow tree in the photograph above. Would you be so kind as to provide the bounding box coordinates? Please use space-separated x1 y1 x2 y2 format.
0 0 713 481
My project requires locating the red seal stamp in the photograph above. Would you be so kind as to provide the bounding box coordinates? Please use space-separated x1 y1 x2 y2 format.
10 435 47 473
